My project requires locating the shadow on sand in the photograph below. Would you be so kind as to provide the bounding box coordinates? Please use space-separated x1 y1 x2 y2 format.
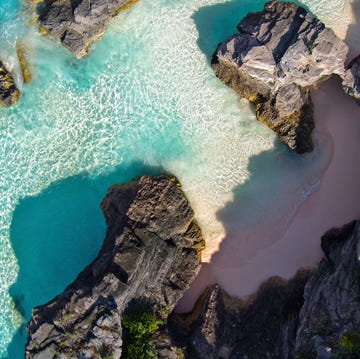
177 134 326 310
7 162 162 358
177 0 335 312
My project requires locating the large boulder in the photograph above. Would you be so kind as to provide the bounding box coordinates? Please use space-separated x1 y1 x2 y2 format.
212 0 348 153
0 61 20 107
34 0 139 58
26 175 204 358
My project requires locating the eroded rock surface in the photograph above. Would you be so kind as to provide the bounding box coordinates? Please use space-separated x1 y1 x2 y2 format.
34 0 139 58
0 61 20 107
26 175 204 358
168 220 360 358
212 0 348 153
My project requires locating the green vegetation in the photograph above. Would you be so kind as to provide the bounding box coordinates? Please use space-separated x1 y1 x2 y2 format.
122 311 163 359
337 332 360 358
308 43 318 54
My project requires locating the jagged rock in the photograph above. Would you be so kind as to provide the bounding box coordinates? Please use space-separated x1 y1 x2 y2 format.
167 220 360 358
295 220 360 358
342 55 360 102
0 61 20 107
26 175 204 358
212 0 348 153
34 0 139 58
168 271 312 358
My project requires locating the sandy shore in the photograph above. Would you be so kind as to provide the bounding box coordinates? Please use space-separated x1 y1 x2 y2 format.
177 2 360 312
177 78 360 312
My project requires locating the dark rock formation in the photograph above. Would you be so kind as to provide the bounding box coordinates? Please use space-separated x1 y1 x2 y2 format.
212 1 348 153
26 175 204 358
169 270 312 358
295 220 360 358
0 61 20 107
167 220 360 358
342 55 360 102
34 0 139 58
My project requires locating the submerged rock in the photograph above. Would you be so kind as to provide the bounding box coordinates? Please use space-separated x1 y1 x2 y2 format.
26 175 204 358
212 0 348 153
16 41 32 84
0 61 20 107
34 0 139 58
167 220 360 358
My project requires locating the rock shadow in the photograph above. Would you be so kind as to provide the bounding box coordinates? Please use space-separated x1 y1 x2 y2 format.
7 162 162 359
213 141 308 265
191 0 265 63
345 0 360 62
178 132 330 313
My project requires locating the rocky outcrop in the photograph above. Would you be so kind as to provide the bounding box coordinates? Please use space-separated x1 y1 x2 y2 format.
34 0 139 58
168 270 312 358
212 1 348 153
295 220 360 358
167 220 360 358
342 55 360 102
26 175 204 358
0 61 20 107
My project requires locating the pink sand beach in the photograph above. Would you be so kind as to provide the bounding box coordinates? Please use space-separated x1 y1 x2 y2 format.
177 3 360 312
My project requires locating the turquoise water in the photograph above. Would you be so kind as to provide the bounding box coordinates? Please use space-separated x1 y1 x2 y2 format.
0 0 350 357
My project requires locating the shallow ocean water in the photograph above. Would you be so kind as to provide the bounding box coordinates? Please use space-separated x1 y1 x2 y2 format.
0 0 355 356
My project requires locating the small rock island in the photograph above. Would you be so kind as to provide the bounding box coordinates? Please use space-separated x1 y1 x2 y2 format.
212 1 348 153
34 0 140 58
